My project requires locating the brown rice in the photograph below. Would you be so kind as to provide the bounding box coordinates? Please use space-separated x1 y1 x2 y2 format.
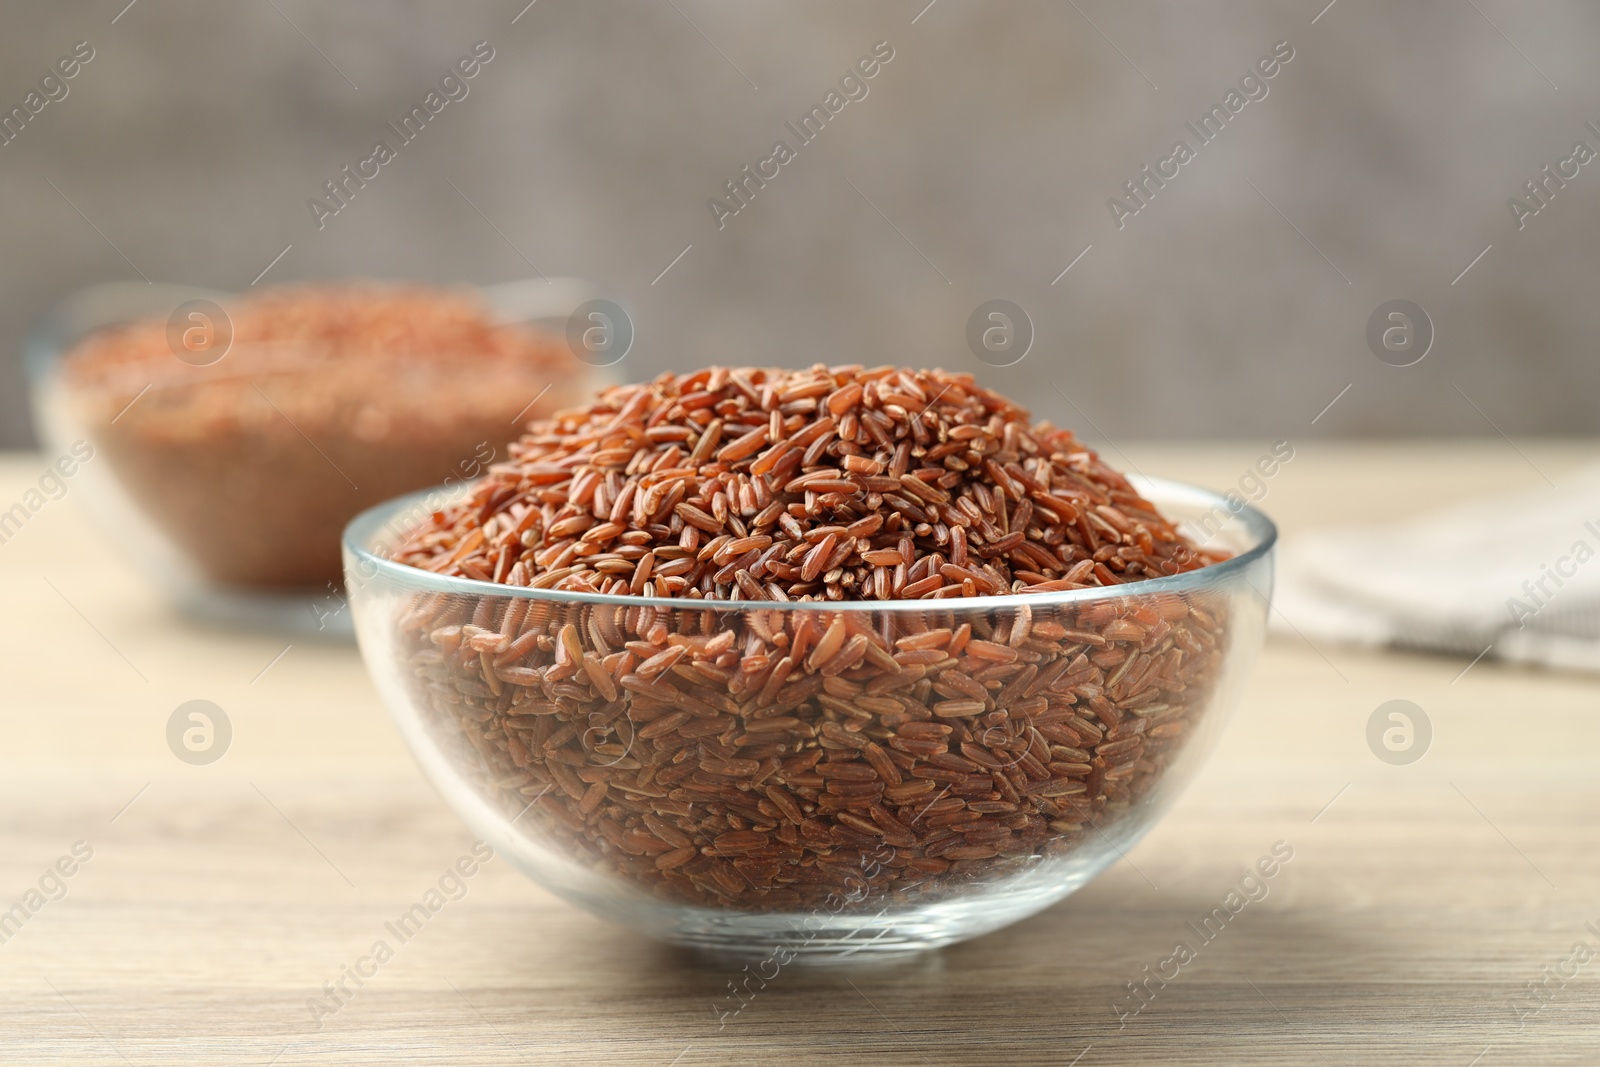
61 284 588 589
389 366 1231 909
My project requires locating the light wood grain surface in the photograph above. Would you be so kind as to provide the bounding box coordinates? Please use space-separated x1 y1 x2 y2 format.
3 442 1598 1066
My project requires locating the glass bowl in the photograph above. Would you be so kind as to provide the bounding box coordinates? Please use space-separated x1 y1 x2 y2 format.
25 278 609 636
345 476 1274 960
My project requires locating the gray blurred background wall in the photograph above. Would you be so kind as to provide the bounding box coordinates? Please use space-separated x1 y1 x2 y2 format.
2 0 1596 449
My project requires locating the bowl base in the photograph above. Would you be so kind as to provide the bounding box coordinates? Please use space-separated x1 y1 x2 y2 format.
175 583 354 640
635 878 1087 964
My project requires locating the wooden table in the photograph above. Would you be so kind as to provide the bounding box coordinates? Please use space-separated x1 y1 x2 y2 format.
3 442 1597 1066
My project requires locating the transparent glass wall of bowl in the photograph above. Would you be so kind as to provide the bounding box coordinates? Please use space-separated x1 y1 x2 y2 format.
345 478 1274 959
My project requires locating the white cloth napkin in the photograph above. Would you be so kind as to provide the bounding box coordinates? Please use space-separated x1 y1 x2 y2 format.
1273 461 1600 672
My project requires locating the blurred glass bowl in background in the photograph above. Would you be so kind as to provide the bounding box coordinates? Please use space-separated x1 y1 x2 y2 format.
345 477 1274 959
26 278 611 636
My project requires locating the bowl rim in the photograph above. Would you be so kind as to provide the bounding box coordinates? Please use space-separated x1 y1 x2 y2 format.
341 474 1276 614
22 277 608 388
